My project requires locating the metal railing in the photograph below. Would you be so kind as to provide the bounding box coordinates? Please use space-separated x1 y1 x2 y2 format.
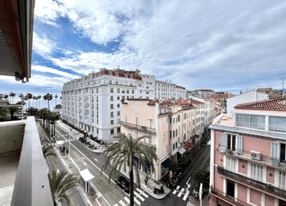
269 125 286 133
210 186 249 206
217 166 286 200
236 121 265 130
119 121 156 134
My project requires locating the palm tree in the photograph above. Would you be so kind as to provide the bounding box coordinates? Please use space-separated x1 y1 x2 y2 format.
33 96 37 108
55 95 58 108
19 93 24 101
9 92 16 104
0 106 9 120
38 95 42 109
9 106 18 120
48 169 79 206
44 93 53 111
4 94 9 100
101 134 158 206
26 93 33 108
42 145 57 158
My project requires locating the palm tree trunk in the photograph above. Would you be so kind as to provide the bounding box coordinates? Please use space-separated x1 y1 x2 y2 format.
48 100 50 110
130 167 134 206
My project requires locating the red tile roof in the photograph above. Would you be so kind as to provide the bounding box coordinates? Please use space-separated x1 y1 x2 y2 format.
210 94 229 99
189 99 204 105
194 89 214 92
235 97 286 111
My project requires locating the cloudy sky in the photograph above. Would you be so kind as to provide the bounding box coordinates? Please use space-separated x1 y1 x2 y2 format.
1 0 286 109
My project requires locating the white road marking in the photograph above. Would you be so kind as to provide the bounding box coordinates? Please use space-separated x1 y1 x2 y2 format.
134 191 145 201
83 162 86 166
177 188 185 198
113 204 119 206
93 157 98 162
134 198 141 205
176 185 180 190
172 190 177 195
119 200 127 206
124 197 130 204
183 190 190 201
136 188 148 198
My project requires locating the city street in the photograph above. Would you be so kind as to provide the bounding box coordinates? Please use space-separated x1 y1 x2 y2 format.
54 122 210 206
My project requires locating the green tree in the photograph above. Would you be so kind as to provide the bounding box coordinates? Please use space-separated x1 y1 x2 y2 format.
48 169 79 206
55 104 62 109
9 92 16 104
168 159 178 172
26 93 33 108
44 93 53 110
26 107 39 116
101 134 158 206
0 106 9 120
4 94 9 100
43 145 57 158
193 169 204 186
9 106 18 120
49 112 60 138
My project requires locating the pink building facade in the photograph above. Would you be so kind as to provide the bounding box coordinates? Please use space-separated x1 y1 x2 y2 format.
209 97 286 206
121 98 196 181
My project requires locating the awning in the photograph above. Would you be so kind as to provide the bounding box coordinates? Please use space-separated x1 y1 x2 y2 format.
161 158 170 168
79 169 95 182
56 140 65 145
184 142 192 150
178 147 186 155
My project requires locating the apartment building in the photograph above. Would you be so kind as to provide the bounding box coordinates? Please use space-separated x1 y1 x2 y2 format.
120 98 196 181
155 80 187 100
210 94 230 108
192 89 215 98
209 97 286 206
62 68 187 142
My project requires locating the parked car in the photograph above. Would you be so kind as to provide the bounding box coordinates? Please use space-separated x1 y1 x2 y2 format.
115 176 130 194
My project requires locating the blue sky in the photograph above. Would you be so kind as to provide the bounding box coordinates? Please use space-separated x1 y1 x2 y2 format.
1 0 286 109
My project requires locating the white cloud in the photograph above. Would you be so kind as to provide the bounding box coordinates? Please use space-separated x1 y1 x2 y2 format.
32 65 81 79
33 33 56 57
34 0 286 92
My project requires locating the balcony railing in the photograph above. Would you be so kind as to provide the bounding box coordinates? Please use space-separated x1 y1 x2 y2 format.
120 121 156 135
217 166 286 200
236 121 265 130
269 125 286 133
210 186 248 206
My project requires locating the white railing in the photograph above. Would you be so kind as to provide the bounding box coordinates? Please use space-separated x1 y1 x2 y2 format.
269 125 286 133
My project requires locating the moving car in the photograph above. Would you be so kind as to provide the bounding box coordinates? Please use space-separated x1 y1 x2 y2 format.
115 176 130 194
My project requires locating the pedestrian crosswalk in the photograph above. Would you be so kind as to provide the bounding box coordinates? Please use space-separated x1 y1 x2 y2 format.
172 185 190 201
113 187 148 206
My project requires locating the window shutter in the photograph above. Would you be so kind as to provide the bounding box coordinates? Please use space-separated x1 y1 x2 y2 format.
236 136 243 155
221 133 227 153
271 142 279 167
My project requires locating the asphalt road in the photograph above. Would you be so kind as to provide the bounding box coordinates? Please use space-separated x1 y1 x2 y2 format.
54 123 210 206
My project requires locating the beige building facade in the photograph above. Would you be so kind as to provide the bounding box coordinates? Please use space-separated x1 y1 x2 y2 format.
121 98 196 181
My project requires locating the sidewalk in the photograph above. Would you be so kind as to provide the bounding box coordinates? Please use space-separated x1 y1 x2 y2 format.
57 121 107 153
187 194 209 206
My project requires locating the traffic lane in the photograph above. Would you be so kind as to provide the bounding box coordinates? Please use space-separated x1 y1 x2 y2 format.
179 145 210 191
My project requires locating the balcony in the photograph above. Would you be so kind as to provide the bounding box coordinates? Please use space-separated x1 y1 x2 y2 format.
120 121 156 135
210 187 248 206
217 166 286 200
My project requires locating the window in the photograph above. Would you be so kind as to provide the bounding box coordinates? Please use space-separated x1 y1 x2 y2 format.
132 89 134 94
269 116 286 132
109 80 112 84
176 129 178 136
110 104 114 109
178 115 180 122
111 112 114 117
170 131 172 139
117 96 120 100
135 105 139 114
236 114 265 130
96 88 98 93
163 133 165 142
250 163 263 182
110 96 114 101
116 81 118 84
279 171 286 190
127 89 129 94
117 111 120 116
117 127 120 133
226 156 236 172
271 142 286 165
146 92 149 94
226 180 235 198
111 129 114 135
111 120 114 125
173 130 175 138
117 88 120 93
110 88 113 93
227 134 236 151
148 119 152 129
117 104 120 108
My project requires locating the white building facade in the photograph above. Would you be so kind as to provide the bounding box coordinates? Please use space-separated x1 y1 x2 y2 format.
61 68 187 142
227 89 269 113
